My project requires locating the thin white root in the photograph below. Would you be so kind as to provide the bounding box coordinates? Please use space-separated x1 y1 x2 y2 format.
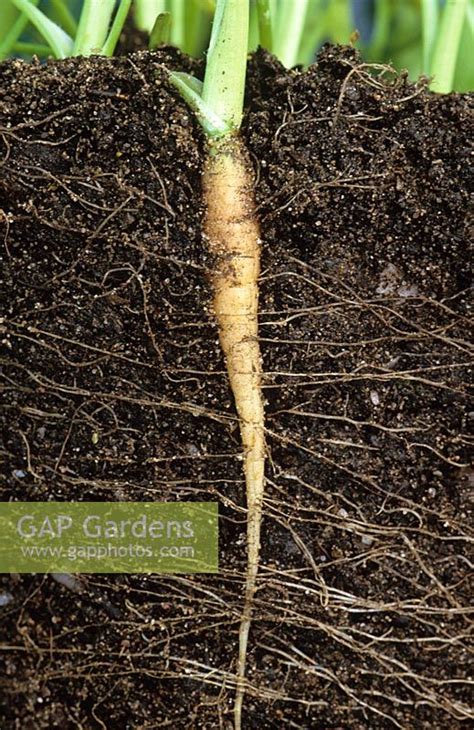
203 136 266 730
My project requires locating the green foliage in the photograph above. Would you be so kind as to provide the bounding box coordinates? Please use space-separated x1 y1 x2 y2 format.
149 11 171 48
430 0 469 92
0 0 472 92
170 0 249 138
143 0 474 92
8 0 73 57
134 0 165 33
0 0 39 59
1 0 131 58
135 0 213 55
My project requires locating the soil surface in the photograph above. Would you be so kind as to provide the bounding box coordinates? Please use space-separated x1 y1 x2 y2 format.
0 44 472 729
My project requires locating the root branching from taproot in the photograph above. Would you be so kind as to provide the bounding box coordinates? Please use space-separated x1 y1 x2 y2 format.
202 135 265 729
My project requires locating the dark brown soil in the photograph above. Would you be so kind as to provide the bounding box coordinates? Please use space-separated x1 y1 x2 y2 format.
0 44 472 729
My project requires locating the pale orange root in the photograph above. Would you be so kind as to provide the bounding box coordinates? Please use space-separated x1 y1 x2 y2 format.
203 136 266 730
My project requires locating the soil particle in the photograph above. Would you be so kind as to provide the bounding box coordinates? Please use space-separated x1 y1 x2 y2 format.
1 45 472 728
